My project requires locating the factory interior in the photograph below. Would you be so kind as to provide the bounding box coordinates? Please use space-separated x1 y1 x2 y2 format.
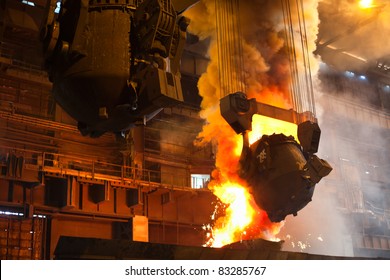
0 0 389 260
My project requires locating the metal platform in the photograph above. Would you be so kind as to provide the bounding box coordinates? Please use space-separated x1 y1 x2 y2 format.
54 236 377 260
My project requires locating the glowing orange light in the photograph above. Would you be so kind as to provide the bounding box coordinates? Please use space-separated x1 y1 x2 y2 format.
232 114 298 169
205 180 282 248
249 114 297 144
359 0 374 9
205 182 256 247
205 113 295 248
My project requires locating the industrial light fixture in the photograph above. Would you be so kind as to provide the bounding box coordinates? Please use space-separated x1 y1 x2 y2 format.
54 1 61 14
21 0 35 6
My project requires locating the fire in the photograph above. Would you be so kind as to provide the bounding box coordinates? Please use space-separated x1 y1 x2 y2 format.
205 179 282 248
249 114 297 144
233 113 298 157
204 114 296 248
204 183 256 247
184 0 320 248
359 0 374 9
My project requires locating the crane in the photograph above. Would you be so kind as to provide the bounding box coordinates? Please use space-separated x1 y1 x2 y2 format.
41 0 198 137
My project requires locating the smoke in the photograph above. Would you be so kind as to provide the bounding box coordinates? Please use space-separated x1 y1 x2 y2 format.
185 0 241 179
184 0 329 247
317 0 390 70
185 0 321 168
184 0 390 257
240 0 320 103
278 1 390 258
299 64 390 258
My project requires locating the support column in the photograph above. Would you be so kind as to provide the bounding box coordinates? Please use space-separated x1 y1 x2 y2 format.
132 125 145 173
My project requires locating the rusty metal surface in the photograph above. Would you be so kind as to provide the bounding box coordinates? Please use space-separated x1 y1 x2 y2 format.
0 216 44 260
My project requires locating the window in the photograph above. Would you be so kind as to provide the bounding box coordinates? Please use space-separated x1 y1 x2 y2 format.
191 174 210 189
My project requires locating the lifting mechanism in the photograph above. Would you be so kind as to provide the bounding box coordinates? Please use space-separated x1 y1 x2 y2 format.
40 0 196 137
216 0 332 222
40 0 332 222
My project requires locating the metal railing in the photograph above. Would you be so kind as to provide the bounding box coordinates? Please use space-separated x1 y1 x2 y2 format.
0 43 48 78
0 146 194 190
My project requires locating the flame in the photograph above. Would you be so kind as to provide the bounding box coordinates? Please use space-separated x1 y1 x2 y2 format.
359 0 374 9
236 114 298 163
249 114 298 145
204 115 296 248
204 179 283 248
205 182 256 247
184 0 320 248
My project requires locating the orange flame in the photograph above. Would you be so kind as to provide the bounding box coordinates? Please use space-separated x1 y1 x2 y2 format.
204 113 297 248
200 82 298 248
205 179 283 248
359 0 374 9
184 0 320 248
